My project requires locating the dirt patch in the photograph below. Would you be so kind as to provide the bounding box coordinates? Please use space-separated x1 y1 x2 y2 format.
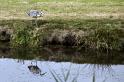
0 26 13 42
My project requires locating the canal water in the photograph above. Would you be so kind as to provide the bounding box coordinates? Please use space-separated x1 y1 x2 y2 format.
0 47 124 82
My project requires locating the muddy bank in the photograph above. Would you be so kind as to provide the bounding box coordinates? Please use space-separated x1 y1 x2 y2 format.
0 19 124 51
0 26 13 42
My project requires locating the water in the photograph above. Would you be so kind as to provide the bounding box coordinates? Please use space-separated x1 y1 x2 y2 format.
0 47 124 82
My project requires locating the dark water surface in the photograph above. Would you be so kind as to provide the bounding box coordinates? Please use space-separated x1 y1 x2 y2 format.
0 47 124 82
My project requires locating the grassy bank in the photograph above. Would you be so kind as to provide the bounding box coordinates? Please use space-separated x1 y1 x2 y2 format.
0 19 124 51
0 0 124 51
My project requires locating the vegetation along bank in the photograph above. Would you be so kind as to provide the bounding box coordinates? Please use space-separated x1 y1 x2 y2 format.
0 19 124 51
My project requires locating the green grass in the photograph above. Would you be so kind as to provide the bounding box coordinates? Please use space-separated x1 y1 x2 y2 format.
0 0 124 19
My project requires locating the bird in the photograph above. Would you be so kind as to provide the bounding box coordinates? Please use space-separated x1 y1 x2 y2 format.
26 10 44 27
28 65 46 76
27 10 43 18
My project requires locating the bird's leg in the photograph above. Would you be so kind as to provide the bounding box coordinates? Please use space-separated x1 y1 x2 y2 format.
32 19 35 26
35 17 38 28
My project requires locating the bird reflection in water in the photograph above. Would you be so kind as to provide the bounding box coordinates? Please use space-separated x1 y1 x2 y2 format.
28 61 46 76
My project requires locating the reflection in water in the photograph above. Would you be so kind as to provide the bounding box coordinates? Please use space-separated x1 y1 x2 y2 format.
28 60 46 76
0 47 124 82
89 64 115 82
48 63 80 82
46 62 123 82
28 65 46 76
28 65 41 74
3 47 123 64
0 59 124 82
